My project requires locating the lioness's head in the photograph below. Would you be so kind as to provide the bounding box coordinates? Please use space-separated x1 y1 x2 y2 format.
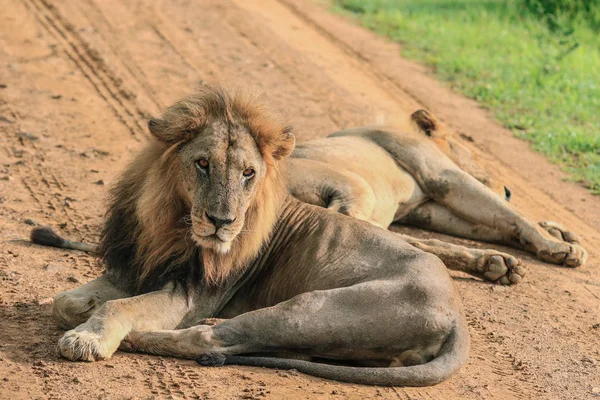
147 86 295 254
411 110 511 201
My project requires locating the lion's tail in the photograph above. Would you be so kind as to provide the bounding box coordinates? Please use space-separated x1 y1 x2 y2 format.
30 227 98 254
215 320 469 387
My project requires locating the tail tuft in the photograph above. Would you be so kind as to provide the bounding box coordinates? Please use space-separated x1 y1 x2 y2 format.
30 227 66 248
411 109 439 137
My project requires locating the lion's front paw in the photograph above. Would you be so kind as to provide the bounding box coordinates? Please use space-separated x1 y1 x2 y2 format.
479 253 526 285
58 328 114 361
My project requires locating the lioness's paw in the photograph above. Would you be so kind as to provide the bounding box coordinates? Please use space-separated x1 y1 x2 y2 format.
478 253 526 285
536 240 587 268
538 221 580 243
58 328 112 361
561 243 587 268
538 221 587 268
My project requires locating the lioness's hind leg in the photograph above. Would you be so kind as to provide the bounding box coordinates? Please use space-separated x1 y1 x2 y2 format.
402 202 517 244
397 234 526 285
287 159 377 224
375 133 587 268
53 274 129 330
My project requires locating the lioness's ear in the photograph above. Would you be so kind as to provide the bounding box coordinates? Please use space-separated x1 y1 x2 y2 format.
410 109 438 137
272 127 295 160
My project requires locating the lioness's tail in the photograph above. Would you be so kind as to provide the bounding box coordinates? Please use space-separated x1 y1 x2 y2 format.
212 320 469 387
30 227 98 253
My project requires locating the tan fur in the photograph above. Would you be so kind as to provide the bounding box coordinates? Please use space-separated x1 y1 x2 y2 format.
410 109 504 196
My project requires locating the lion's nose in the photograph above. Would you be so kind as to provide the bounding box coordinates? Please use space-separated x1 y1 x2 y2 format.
504 185 512 202
205 212 235 229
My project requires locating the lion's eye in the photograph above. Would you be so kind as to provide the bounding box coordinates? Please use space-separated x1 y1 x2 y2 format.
243 168 255 178
195 159 209 171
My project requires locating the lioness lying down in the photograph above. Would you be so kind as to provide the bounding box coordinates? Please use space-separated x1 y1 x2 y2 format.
287 109 587 284
30 85 585 386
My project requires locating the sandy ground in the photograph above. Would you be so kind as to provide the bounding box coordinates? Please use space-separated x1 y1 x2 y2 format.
1 0 599 399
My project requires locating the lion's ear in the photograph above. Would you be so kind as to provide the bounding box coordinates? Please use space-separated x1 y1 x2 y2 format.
147 118 175 143
272 127 295 160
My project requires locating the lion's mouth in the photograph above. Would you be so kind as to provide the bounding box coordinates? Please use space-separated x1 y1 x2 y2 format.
192 231 233 254
193 231 226 242
205 233 228 242
192 229 235 245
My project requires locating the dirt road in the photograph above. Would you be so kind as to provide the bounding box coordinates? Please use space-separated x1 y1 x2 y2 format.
1 0 599 399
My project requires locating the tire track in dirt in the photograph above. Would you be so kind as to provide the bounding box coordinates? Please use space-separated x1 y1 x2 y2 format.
77 0 166 111
23 0 147 140
2 98 86 237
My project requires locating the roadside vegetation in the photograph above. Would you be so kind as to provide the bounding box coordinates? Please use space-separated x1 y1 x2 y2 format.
334 0 600 193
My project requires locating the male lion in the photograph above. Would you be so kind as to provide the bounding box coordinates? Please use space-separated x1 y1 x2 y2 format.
34 85 470 386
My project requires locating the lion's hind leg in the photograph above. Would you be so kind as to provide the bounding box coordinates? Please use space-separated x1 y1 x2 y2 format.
122 273 467 386
53 274 129 330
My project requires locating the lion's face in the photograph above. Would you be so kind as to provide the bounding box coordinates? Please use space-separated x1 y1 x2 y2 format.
177 120 268 253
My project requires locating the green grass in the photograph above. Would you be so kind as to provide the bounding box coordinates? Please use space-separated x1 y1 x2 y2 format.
334 0 600 193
